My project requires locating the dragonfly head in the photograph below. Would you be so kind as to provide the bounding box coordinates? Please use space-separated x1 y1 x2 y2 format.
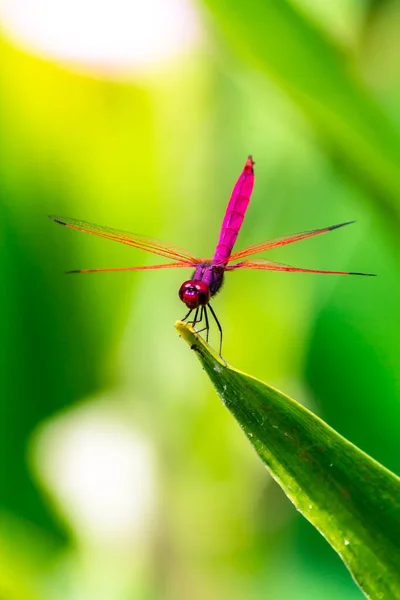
179 280 210 309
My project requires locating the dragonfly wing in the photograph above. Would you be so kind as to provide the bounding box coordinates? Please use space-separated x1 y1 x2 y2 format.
49 215 200 263
226 258 376 276
227 221 355 262
67 262 196 274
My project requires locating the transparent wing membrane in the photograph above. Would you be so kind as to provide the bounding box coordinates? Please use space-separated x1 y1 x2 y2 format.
67 262 195 274
227 222 355 262
51 216 375 277
227 258 376 276
49 215 200 263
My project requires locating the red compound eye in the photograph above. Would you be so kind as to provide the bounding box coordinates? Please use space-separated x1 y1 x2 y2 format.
179 280 210 309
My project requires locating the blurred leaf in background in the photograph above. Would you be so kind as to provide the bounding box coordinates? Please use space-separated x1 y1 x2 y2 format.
0 0 399 599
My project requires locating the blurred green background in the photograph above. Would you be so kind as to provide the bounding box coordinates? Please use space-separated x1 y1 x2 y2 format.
0 0 399 598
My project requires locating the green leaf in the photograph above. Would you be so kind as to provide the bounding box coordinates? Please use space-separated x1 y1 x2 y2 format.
202 0 400 230
176 321 400 600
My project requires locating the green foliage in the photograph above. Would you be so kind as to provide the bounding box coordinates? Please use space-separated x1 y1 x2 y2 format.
2 2 400 597
177 321 400 600
202 0 400 232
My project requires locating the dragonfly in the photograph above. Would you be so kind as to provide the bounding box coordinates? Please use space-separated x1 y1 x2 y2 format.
49 156 374 355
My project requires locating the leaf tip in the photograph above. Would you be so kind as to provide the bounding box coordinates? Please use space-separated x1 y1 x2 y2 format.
175 321 228 368
175 320 198 346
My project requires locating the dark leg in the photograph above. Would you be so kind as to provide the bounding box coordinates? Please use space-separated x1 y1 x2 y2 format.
191 307 199 327
182 309 193 322
195 305 209 340
198 305 204 327
193 306 204 331
204 305 210 342
208 303 223 356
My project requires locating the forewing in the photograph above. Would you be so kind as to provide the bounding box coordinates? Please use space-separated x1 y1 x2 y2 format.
227 222 355 262
49 215 200 263
67 262 195 274
226 258 375 276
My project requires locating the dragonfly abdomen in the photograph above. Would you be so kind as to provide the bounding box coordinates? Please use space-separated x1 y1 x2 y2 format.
212 220 245 265
212 157 254 265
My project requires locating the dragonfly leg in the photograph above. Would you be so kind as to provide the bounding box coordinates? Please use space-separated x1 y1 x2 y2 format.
191 307 200 327
194 306 205 331
208 303 223 356
182 309 193 322
195 305 209 340
204 305 210 343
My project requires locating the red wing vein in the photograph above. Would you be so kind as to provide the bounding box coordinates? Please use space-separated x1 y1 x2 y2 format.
49 215 200 263
227 222 355 262
226 258 375 276
67 262 195 274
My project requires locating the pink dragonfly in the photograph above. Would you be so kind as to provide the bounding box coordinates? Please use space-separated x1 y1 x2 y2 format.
50 156 374 354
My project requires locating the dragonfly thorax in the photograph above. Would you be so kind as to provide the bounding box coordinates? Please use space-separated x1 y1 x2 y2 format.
179 280 210 309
